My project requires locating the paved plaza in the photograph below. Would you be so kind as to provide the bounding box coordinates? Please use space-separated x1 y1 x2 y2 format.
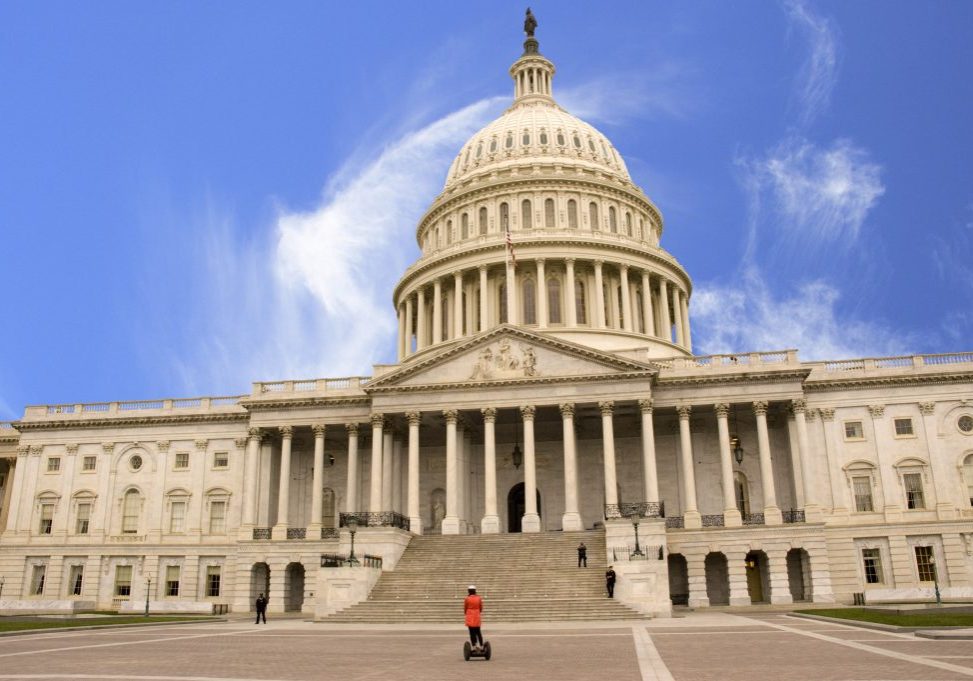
0 612 971 681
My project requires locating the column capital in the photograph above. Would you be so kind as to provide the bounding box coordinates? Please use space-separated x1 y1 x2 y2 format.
370 413 386 428
867 404 885 419
594 259 604 268
638 398 654 414
345 422 359 435
564 257 575 265
247 427 263 441
443 409 458 424
819 407 835 421
619 263 629 273
406 411 422 426
234 437 248 450
65 443 79 455
805 408 819 422
714 403 729 418
312 423 327 437
918 401 936 416
790 399 808 414
520 405 536 421
480 407 497 423
752 401 769 416
676 405 692 419
101 442 114 455
29 445 43 456
559 403 575 418
536 257 545 265
16 445 30 457
478 264 488 273
598 401 614 417
195 438 209 450
278 426 293 439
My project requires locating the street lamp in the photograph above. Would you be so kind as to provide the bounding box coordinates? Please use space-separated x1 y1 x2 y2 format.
144 577 151 617
0 575 5 602
929 556 942 606
630 514 644 558
347 517 360 566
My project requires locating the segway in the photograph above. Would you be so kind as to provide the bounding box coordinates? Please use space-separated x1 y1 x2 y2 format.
463 640 492 661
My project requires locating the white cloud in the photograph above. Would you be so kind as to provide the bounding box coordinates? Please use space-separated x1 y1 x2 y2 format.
691 267 910 361
784 0 839 126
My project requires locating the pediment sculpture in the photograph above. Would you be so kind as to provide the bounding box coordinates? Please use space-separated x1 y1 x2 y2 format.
470 339 539 380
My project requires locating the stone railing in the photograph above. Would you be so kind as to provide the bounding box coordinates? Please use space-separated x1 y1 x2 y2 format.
252 528 272 540
644 350 799 371
0 421 15 429
339 511 410 530
742 513 765 526
665 516 684 529
321 528 340 540
605 501 664 519
782 509 806 524
701 514 725 527
23 396 245 420
251 377 370 397
286 528 307 540
320 552 383 569
808 352 973 375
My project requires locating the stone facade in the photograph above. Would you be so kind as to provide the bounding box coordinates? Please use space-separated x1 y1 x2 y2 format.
2 24 972 618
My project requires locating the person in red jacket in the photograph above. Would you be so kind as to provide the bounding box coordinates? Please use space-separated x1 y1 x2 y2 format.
464 585 484 651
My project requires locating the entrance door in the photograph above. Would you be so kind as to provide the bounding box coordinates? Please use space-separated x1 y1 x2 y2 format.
507 483 541 533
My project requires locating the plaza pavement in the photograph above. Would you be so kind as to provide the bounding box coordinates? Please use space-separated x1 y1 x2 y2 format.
0 611 970 680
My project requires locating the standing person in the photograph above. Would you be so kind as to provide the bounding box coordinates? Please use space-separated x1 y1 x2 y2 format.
254 592 268 624
464 585 484 650
577 541 587 567
605 566 617 598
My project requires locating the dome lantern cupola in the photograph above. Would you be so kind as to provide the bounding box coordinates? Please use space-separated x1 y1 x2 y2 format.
510 8 555 105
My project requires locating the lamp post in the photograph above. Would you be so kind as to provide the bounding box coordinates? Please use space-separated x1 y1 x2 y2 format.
0 575 5 602
929 556 942 606
144 577 151 617
347 517 360 566
631 514 644 558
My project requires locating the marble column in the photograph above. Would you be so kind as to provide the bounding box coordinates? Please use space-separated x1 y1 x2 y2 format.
594 260 606 329
453 272 463 338
715 404 742 527
754 401 782 525
521 405 541 532
432 279 443 344
768 550 794 604
397 305 405 361
382 428 394 512
919 402 956 519
416 288 427 350
659 279 672 343
457 419 468 533
565 258 577 327
478 266 489 332
242 428 262 531
442 410 460 534
641 271 655 336
404 295 413 356
560 403 582 531
819 408 848 515
869 404 901 521
505 260 517 324
638 399 660 505
368 414 384 519
677 406 701 528
392 436 403 513
619 265 632 331
680 289 692 350
792 399 821 521
272 425 293 540
309 424 326 535
406 412 422 534
344 423 360 513
727 551 752 606
674 289 686 347
600 401 619 511
536 258 547 327
4 448 28 537
481 408 500 533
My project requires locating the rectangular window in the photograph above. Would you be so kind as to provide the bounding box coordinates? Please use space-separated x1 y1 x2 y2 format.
844 421 864 440
76 502 91 535
165 565 180 597
39 504 54 534
115 565 133 597
169 501 187 534
206 566 221 597
894 417 914 436
69 565 84 596
915 545 936 582
30 565 46 595
213 451 228 469
862 548 883 584
82 456 97 472
174 452 189 470
209 501 227 534
47 457 61 472
852 477 874 512
904 473 925 509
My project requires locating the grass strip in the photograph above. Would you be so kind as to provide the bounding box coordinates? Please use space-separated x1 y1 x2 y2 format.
796 608 973 627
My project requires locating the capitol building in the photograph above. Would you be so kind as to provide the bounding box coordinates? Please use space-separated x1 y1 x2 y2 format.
2 18 972 619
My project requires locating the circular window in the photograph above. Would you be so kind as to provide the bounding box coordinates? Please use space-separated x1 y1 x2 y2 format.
959 414 973 434
130 454 143 471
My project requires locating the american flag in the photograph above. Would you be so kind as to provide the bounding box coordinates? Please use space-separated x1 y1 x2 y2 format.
505 226 516 267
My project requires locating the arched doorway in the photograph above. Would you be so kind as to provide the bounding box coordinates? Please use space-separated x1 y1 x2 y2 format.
705 552 730 605
745 550 770 604
667 554 689 606
507 483 542 533
250 562 270 611
284 563 305 612
787 548 812 602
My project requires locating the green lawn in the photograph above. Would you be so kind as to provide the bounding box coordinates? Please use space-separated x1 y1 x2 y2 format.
797 608 973 627
0 616 217 633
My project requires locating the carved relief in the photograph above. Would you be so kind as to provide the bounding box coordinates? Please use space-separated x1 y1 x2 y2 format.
470 339 540 380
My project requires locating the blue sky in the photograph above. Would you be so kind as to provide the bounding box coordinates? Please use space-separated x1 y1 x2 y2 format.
1 1 972 419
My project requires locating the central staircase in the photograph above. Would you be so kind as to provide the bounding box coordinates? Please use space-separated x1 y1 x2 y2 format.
321 529 647 622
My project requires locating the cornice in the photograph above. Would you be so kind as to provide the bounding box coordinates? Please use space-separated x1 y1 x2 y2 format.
805 371 973 392
654 368 812 388
241 395 372 411
366 370 655 395
12 413 248 432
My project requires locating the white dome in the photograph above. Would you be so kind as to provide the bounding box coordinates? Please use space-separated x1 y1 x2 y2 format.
445 102 631 190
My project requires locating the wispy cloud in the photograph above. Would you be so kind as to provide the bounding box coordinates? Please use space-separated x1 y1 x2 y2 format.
692 267 910 360
784 0 839 127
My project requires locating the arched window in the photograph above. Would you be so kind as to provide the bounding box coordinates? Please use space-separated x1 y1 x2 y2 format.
636 291 644 333
499 283 507 323
489 137 498 153
573 133 582 149
441 297 450 341
462 292 468 335
539 130 548 145
446 220 453 244
626 212 633 236
556 131 565 147
603 283 611 327
547 278 562 324
544 198 555 228
567 199 578 228
734 472 750 515
522 130 530 146
521 200 532 229
463 147 471 166
478 206 488 234
616 285 625 327
522 278 536 324
122 489 140 534
435 227 440 247
575 280 587 324
500 203 509 231
588 138 597 154
963 454 973 507
505 132 514 149
473 289 481 331
639 217 644 240
589 202 599 230
475 141 483 158
461 213 469 240
609 206 617 233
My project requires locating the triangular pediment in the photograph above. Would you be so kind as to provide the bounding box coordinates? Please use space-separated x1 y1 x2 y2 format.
366 326 655 392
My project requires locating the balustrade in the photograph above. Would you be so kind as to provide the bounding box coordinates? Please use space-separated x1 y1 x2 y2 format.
604 501 664 519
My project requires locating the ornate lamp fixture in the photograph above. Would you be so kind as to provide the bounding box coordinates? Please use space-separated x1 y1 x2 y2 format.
730 407 745 465
511 417 523 469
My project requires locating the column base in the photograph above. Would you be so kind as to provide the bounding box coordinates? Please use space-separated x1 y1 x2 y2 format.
803 504 824 523
770 592 794 605
441 517 461 535
409 516 424 535
459 519 469 534
521 513 541 533
561 512 583 532
729 595 752 606
763 506 783 526
723 509 742 528
683 510 702 530
481 515 501 534
271 525 289 541
238 524 255 541
936 503 957 521
306 523 322 540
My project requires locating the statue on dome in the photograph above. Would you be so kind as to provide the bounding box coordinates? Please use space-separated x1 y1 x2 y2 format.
524 8 537 37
